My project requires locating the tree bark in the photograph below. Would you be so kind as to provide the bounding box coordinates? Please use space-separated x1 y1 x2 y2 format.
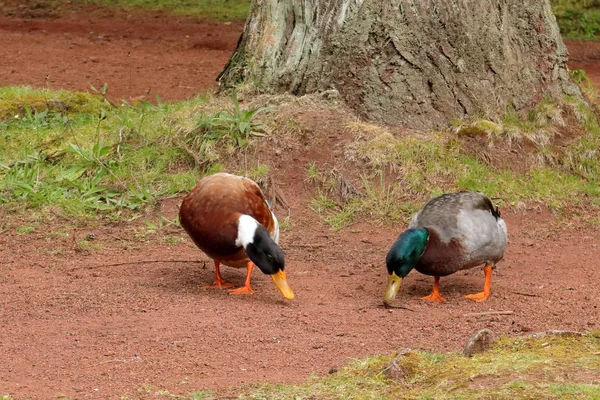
218 0 582 130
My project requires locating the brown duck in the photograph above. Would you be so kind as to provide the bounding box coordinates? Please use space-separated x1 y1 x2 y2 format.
179 173 294 299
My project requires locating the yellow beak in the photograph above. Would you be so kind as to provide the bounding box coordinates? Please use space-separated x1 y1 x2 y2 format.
271 270 295 300
384 272 403 303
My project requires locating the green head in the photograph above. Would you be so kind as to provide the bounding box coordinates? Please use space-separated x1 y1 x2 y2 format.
384 228 429 303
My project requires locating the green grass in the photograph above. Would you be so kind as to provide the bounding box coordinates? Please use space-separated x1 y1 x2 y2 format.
551 0 600 39
237 333 600 400
3 86 599 228
309 98 600 229
308 171 420 229
73 0 251 21
0 86 270 220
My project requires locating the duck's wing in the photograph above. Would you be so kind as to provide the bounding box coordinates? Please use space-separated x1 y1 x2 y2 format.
239 177 279 242
410 192 506 245
454 193 508 263
408 192 466 239
178 175 242 259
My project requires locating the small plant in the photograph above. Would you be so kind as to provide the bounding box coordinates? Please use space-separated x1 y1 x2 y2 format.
309 191 337 215
188 390 218 400
0 88 203 219
16 225 36 234
247 164 270 185
305 161 320 184
571 68 591 85
89 82 109 98
75 238 102 252
184 90 270 168
279 216 291 230
1 151 63 206
180 122 222 169
162 235 184 244
62 137 112 171
13 104 71 133
133 98 159 134
214 89 269 147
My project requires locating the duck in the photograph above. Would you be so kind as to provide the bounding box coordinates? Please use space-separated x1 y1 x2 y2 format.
384 191 508 304
179 172 294 300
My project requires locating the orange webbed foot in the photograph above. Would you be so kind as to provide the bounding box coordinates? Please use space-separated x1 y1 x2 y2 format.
465 291 490 302
205 261 235 289
203 280 235 290
465 264 492 302
412 276 446 302
414 292 446 302
228 285 255 295
226 261 255 295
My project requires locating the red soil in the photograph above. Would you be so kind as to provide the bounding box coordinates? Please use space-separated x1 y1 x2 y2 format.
0 3 243 103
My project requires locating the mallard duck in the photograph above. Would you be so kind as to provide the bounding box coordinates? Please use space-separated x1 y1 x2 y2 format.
384 191 508 303
179 172 294 300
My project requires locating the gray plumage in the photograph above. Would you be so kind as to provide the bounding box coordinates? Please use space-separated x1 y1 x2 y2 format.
408 192 508 276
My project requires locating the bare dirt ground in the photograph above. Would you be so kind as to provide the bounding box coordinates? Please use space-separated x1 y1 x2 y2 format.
567 39 600 88
1 4 599 400
0 2 243 102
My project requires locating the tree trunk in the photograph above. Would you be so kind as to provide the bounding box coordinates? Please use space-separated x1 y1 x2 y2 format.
218 0 582 130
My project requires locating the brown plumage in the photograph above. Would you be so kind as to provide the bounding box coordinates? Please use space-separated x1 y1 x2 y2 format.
179 172 294 299
179 173 276 268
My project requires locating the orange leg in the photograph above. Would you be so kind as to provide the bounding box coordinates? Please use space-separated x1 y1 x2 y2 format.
465 264 492 302
203 261 235 289
228 261 255 295
414 276 446 302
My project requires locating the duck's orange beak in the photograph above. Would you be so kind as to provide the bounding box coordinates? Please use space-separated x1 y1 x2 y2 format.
271 270 294 300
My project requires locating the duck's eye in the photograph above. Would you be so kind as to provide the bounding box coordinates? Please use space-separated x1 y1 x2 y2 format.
267 254 273 262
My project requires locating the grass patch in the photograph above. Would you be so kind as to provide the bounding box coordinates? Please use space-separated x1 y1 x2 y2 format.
73 0 251 21
551 0 600 39
238 333 600 399
308 97 600 229
2 86 599 228
0 86 271 220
